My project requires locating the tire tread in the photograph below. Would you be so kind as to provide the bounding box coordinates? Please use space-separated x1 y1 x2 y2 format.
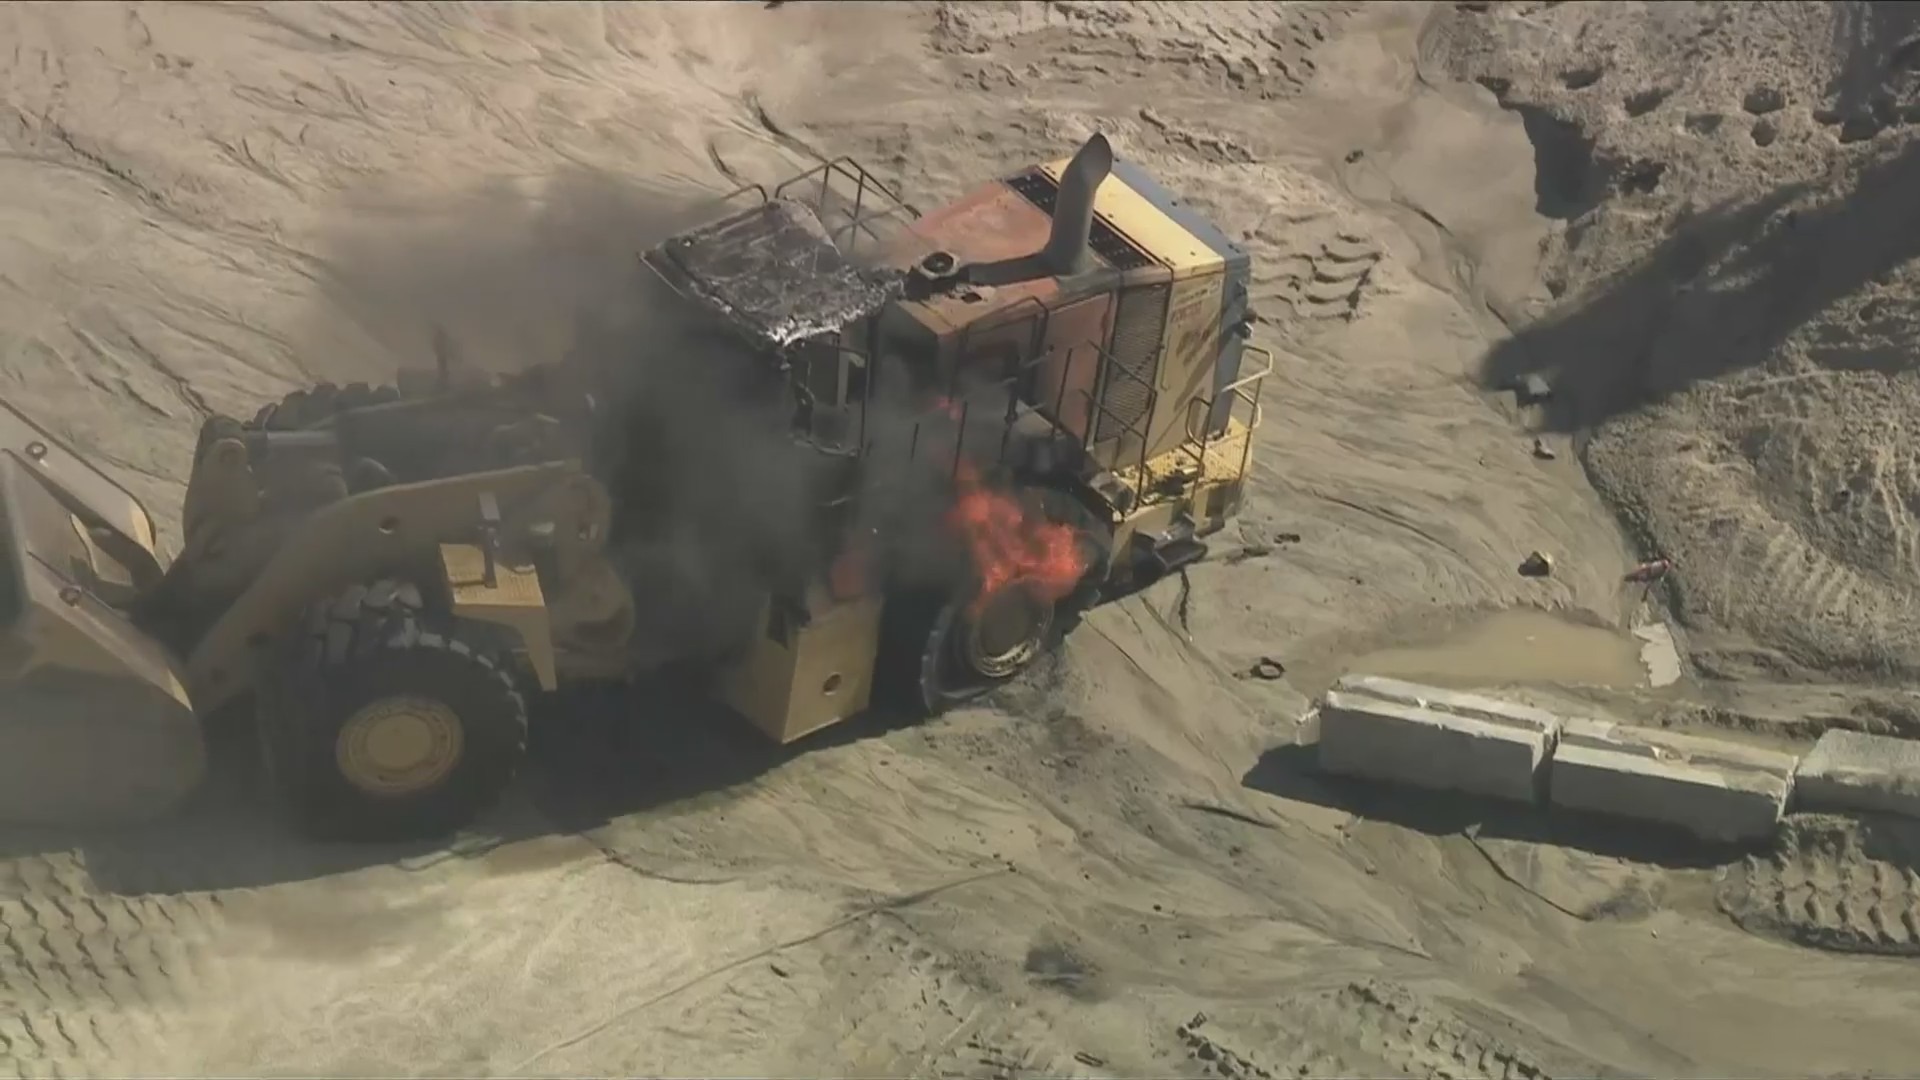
263 578 528 841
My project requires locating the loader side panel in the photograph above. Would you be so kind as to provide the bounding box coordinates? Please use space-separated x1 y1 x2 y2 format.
718 586 883 744
186 462 583 714
1028 154 1241 469
1089 280 1172 471
0 455 205 824
1030 292 1116 446
1078 168 1229 465
1106 159 1253 438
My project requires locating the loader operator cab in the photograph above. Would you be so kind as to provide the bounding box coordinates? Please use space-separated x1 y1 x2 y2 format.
637 166 1067 490
637 180 916 460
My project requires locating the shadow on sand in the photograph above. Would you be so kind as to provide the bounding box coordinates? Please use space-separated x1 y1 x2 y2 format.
0 679 927 896
1481 127 1920 434
1243 742 1744 871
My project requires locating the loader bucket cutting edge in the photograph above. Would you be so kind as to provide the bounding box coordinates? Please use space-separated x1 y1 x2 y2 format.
0 407 206 826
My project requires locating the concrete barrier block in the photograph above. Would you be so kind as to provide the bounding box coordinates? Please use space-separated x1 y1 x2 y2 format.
1793 730 1920 820
1548 719 1794 843
1317 676 1560 805
1330 675 1570 732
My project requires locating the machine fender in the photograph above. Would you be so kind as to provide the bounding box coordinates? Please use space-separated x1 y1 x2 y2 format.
186 462 578 713
438 541 558 692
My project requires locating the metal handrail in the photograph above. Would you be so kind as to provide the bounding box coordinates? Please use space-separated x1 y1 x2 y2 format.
1181 345 1275 446
1079 375 1161 481
693 178 773 219
949 295 1052 392
1084 347 1159 475
922 290 1166 481
771 157 920 259
1175 343 1274 486
773 156 921 219
887 343 1064 477
877 328 1147 487
659 156 916 273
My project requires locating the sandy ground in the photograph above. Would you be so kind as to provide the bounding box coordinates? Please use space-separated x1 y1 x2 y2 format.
3 1 1920 1076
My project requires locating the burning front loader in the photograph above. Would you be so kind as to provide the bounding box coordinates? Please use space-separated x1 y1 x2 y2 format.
0 134 1272 840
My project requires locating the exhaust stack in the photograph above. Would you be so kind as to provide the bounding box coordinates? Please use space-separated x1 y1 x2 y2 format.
905 132 1117 294
1041 133 1114 277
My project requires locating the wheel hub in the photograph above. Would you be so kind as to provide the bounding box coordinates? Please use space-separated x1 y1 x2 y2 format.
961 587 1053 680
336 696 464 797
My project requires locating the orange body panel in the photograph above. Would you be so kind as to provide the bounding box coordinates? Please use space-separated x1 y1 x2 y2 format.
891 181 1063 339
1031 293 1114 443
898 179 1052 267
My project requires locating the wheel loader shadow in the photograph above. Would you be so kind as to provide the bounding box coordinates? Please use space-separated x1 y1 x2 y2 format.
0 708 442 895
1243 743 1742 870
0 679 926 896
518 677 930 836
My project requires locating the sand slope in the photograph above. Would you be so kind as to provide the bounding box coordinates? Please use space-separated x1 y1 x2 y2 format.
1434 0 1920 682
2 2 1919 1077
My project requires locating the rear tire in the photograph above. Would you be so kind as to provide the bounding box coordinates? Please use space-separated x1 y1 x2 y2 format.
257 580 528 842
877 585 1063 716
875 485 1105 717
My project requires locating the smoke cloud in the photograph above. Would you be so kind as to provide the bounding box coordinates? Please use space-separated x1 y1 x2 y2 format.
306 166 1009 662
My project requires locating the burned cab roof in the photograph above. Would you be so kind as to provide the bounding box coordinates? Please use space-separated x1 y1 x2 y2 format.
644 197 904 351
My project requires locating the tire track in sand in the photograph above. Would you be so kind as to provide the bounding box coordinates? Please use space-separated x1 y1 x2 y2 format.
1178 978 1590 1080
0 851 232 1077
1719 813 1920 957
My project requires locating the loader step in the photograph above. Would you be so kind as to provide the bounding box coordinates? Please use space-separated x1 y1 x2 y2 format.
1150 537 1210 575
1131 514 1209 578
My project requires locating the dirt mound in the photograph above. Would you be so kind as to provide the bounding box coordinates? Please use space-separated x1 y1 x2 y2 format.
1433 0 1920 681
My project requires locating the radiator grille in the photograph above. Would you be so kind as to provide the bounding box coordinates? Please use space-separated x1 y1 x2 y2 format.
1093 282 1170 463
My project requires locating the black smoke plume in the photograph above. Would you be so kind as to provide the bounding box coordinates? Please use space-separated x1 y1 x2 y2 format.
307 166 1002 662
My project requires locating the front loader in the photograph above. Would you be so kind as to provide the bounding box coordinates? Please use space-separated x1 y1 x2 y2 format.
0 134 1272 841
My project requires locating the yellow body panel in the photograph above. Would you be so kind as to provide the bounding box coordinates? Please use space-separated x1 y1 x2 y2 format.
719 584 883 744
1039 159 1224 279
1147 270 1229 462
1039 155 1234 466
1108 344 1274 556
1162 272 1228 397
1104 415 1254 570
440 542 558 692
185 462 576 711
1114 415 1253 515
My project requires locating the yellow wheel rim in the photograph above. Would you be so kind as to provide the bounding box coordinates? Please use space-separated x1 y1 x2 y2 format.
335 696 465 797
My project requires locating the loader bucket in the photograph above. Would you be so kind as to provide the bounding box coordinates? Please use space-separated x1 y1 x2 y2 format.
0 401 205 824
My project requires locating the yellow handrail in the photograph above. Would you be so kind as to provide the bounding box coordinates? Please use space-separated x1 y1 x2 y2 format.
1182 344 1275 446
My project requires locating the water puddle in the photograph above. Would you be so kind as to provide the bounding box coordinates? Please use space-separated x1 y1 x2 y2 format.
1348 608 1671 690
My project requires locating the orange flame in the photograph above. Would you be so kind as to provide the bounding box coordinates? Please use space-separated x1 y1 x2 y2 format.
946 459 1087 615
930 394 966 422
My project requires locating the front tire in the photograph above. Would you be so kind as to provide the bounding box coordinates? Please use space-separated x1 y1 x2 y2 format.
258 581 528 842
